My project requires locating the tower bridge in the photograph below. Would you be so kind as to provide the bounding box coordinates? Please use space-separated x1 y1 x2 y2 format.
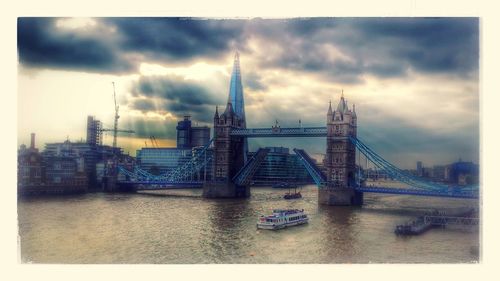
203 90 365 205
116 53 479 205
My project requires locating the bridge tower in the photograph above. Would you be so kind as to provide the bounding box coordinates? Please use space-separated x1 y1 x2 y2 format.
321 92 363 205
202 102 248 198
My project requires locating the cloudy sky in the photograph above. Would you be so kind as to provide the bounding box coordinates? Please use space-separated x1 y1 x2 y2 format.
17 17 479 169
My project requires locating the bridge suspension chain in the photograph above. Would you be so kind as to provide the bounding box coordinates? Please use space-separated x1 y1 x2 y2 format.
350 136 479 194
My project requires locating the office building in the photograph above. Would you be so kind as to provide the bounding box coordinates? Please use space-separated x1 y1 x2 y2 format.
445 159 479 185
250 147 313 185
176 115 211 149
86 116 102 146
43 140 120 189
416 161 423 177
136 147 192 175
18 133 89 194
18 133 43 187
136 146 213 180
44 155 88 188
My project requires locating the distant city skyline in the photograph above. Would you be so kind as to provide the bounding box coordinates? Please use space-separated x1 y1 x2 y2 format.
17 17 479 169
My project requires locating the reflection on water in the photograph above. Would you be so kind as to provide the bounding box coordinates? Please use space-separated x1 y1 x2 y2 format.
17 185 479 263
203 199 252 263
319 206 359 262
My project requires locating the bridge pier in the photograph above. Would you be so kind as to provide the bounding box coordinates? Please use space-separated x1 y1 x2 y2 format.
202 182 250 198
318 187 363 206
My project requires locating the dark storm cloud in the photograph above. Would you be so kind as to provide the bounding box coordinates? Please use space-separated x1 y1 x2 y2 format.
261 49 364 84
132 99 157 113
130 75 225 123
253 17 478 82
350 18 479 75
18 17 478 81
17 18 133 73
365 63 407 78
284 17 339 35
356 112 480 168
126 118 177 139
17 17 246 73
108 18 247 62
244 72 267 91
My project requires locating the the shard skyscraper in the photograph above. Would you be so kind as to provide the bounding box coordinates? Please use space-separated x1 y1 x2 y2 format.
228 51 248 160
228 51 246 121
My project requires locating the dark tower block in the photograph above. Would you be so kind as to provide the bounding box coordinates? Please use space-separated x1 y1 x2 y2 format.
321 93 363 205
202 102 248 198
86 116 102 146
176 115 192 148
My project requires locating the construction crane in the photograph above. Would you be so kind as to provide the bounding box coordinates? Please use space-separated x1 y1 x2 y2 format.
149 136 159 148
100 82 135 148
112 82 120 148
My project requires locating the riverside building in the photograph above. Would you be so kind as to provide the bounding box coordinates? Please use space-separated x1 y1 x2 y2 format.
250 147 313 186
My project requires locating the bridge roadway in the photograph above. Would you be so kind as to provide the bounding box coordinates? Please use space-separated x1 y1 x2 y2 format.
354 186 478 199
120 181 478 199
120 181 203 190
230 127 327 137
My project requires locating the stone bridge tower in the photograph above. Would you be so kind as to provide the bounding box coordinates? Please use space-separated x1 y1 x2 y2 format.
203 52 249 198
321 92 363 205
202 102 248 198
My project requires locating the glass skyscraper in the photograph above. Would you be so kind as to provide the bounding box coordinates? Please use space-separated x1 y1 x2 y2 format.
228 52 246 120
228 52 248 161
136 148 192 175
249 147 313 185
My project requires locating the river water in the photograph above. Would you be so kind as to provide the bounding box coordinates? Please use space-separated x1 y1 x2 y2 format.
17 185 480 263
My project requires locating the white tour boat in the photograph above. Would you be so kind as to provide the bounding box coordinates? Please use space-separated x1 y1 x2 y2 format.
256 209 309 230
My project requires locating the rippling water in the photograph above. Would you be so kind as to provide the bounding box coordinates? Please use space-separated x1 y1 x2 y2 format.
17 185 479 263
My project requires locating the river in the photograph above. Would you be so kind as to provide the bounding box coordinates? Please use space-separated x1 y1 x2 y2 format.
17 185 479 263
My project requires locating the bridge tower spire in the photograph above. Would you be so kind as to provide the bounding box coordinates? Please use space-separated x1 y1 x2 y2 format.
322 92 363 205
